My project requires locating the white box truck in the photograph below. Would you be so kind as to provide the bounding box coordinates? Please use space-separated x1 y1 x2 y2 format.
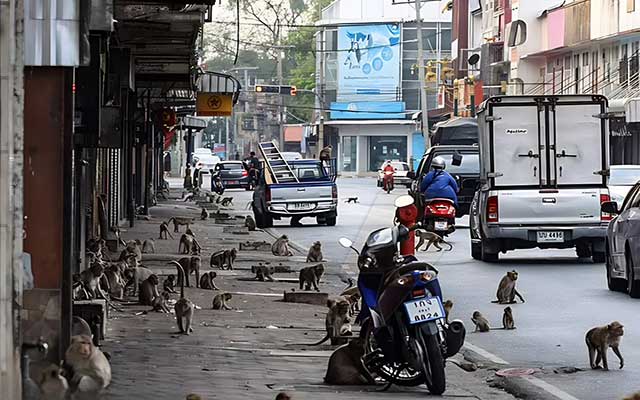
469 95 611 262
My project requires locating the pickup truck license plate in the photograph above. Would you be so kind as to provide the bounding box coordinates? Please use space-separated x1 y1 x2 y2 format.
404 297 445 325
537 231 564 243
434 221 448 231
289 203 312 211
228 180 239 185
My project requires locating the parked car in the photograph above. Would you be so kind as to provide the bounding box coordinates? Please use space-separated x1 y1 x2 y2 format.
213 161 250 190
470 95 610 263
430 117 478 145
609 165 640 207
411 145 480 217
192 148 220 176
377 161 412 188
602 183 640 297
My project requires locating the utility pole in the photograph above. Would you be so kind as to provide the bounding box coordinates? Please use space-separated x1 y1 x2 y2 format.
317 30 325 157
415 0 430 148
273 44 294 149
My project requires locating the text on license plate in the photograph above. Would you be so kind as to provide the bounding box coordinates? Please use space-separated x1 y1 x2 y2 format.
289 203 312 210
537 231 564 243
434 221 448 231
404 297 445 325
228 181 239 185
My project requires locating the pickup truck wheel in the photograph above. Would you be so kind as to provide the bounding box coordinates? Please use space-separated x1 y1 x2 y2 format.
481 240 499 263
606 244 627 292
576 244 591 259
592 251 606 264
325 216 337 226
626 251 640 298
471 242 481 260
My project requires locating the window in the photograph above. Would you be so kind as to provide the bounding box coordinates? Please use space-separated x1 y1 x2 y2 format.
583 52 589 66
565 56 571 70
628 0 635 12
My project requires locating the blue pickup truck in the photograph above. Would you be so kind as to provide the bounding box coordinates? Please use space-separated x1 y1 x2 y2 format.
252 159 338 228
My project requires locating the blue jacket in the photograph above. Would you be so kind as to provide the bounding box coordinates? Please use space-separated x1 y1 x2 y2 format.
420 170 459 205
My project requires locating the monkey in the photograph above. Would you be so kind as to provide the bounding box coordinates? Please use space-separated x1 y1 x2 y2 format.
72 316 93 338
492 270 525 304
64 335 111 398
201 208 209 220
344 197 359 204
343 293 361 317
151 290 172 313
79 264 107 299
275 393 291 400
139 274 160 306
163 275 178 294
306 241 323 263
37 363 69 400
502 306 516 330
179 233 202 255
220 196 234 207
241 240 271 251
254 265 275 282
159 222 174 240
185 227 195 237
103 263 126 300
228 248 237 267
443 300 453 325
210 250 227 269
324 338 375 385
212 292 233 310
471 311 491 332
271 235 293 256
125 240 143 262
168 257 201 288
123 264 154 296
319 144 332 161
142 239 156 254
199 271 220 290
414 229 453 252
585 321 624 370
245 215 257 231
311 298 351 345
167 216 194 233
624 393 640 400
109 226 127 247
72 273 90 301
299 263 325 292
173 263 195 335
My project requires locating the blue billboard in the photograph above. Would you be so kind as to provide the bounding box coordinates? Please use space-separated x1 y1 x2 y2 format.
330 101 406 120
337 24 401 103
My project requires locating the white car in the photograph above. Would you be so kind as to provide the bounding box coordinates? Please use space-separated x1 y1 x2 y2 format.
192 148 221 175
609 165 640 207
376 161 412 188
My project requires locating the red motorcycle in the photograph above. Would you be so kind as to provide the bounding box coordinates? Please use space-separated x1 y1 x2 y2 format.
383 170 395 193
424 198 456 236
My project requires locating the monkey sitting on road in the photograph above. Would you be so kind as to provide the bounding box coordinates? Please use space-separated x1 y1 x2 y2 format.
271 235 293 256
201 208 209 220
344 197 359 204
443 300 453 324
138 274 160 306
311 298 352 346
163 275 178 294
471 311 491 332
159 222 173 240
299 263 325 292
324 338 374 385
254 265 275 282
151 291 172 313
414 230 453 252
142 239 155 254
245 215 258 231
199 271 220 290
173 264 195 335
64 334 111 398
585 321 624 370
306 241 323 262
38 363 69 400
492 270 525 304
212 292 233 310
502 306 516 330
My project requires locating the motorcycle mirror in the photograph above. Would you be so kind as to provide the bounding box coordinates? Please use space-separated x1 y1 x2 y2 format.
338 238 353 248
394 194 415 208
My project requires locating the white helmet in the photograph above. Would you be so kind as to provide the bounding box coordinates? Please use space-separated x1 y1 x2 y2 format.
432 156 446 170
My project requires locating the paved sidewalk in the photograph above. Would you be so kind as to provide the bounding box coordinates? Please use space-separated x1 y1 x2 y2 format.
101 190 515 400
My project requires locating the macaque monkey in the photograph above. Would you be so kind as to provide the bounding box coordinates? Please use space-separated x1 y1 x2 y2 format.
179 233 201 255
37 363 69 400
151 291 172 313
212 292 233 310
414 230 453 252
299 263 325 292
271 235 293 256
163 275 178 294
199 271 220 290
254 265 275 282
319 145 332 161
241 240 270 250
79 264 106 299
173 263 195 335
585 321 624 370
168 257 201 288
275 393 291 400
110 226 127 247
492 270 525 304
201 208 209 220
344 197 359 204
159 222 173 240
311 298 352 345
245 215 257 231
64 335 111 398
220 197 234 207
324 338 374 385
124 265 154 296
443 300 453 324
103 265 125 300
502 306 516 330
72 274 90 301
139 274 160 306
167 217 194 233
306 241 323 262
142 239 155 253
125 240 143 262
471 311 491 332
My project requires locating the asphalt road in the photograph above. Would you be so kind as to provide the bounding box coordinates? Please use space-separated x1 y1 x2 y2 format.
229 177 640 400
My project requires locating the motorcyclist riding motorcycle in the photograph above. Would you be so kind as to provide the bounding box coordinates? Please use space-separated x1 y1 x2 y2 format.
245 151 260 188
419 157 458 206
382 161 395 193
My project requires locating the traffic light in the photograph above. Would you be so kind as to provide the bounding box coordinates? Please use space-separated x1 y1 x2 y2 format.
290 86 297 96
255 85 280 93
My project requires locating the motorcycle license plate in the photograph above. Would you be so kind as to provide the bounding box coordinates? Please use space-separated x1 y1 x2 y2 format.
434 221 448 231
404 297 445 325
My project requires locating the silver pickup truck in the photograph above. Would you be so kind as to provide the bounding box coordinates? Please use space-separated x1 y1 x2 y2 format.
470 95 611 262
252 159 338 228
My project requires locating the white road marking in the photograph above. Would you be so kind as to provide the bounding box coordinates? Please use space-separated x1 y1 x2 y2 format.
463 342 509 365
523 376 581 400
229 291 282 297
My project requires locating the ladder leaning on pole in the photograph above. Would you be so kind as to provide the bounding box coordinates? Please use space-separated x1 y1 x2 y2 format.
258 141 300 184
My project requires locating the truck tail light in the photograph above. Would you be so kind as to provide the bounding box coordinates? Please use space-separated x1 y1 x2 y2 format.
487 195 499 223
241 169 248 177
332 185 338 199
601 193 612 222
265 187 271 202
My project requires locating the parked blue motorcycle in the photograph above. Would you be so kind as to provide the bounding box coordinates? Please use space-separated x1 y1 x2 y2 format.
338 196 466 395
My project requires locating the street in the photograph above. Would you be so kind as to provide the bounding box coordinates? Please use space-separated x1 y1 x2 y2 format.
229 177 640 400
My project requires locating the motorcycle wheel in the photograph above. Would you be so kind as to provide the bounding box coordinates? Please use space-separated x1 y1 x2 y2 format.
418 330 446 395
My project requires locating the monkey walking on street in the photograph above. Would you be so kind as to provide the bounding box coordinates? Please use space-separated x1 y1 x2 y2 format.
167 216 194 233
492 270 525 304
344 197 359 204
159 222 173 240
212 292 233 310
585 321 624 370
299 263 325 292
306 241 323 262
168 257 201 288
414 229 453 252
173 263 195 335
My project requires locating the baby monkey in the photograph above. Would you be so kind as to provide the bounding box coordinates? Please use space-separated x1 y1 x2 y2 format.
212 293 233 310
163 275 178 294
502 306 516 330
585 321 624 370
